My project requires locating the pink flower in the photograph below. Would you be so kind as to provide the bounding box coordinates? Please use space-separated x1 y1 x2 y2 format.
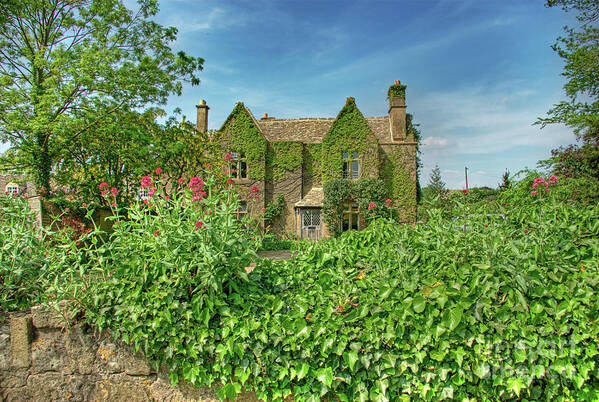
178 178 185 185
532 182 539 189
111 203 118 208
99 182 109 190
101 189 109 196
230 168 236 174
165 195 170 200
141 175 153 188
548 175 558 185
148 187 157 197
154 230 159 236
224 153 233 162
195 221 204 230
251 186 259 193
531 190 538 196
110 187 119 196
544 182 549 188
534 177 546 184
205 163 212 169
461 189 468 194
254 195 260 200
192 196 202 202
226 178 234 184
82 203 88 207
385 198 392 206
367 202 377 210
206 210 212 215
143 199 149 204
248 194 253 199
155 167 163 176
545 188 550 193
524 229 528 234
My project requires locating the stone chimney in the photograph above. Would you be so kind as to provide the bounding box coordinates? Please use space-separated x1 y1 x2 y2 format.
196 100 209 132
388 80 407 141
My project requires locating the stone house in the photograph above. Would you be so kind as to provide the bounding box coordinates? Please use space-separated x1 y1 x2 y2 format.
196 81 419 240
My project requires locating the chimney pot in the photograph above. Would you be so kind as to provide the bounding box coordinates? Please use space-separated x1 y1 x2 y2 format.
199 99 206 106
394 80 401 85
196 100 209 132
263 113 268 118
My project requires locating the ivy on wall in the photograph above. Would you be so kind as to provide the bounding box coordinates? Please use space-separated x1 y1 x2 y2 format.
321 98 378 184
220 103 267 180
380 145 417 222
304 143 322 184
266 141 304 181
407 113 423 202
387 83 406 107
322 178 388 236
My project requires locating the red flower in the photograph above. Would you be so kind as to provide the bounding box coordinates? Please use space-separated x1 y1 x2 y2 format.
226 178 234 184
110 187 119 196
148 187 157 197
141 175 153 188
524 229 528 234
461 189 467 194
531 190 538 196
155 167 163 176
532 182 539 189
192 196 202 202
484 224 488 228
248 194 253 199
251 186 259 193
111 203 118 208
548 175 558 185
545 188 550 193
224 153 233 162
230 168 236 173
82 203 87 207
195 221 204 230
206 210 212 215
254 195 260 200
154 230 159 236
177 178 185 185
385 198 392 206
367 202 377 210
101 189 109 196
99 182 109 190
205 163 212 169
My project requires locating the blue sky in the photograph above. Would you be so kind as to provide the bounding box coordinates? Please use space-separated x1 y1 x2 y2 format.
2 0 578 189
151 0 577 189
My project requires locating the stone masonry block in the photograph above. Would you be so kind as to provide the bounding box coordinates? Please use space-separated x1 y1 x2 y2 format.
31 300 77 329
10 315 32 368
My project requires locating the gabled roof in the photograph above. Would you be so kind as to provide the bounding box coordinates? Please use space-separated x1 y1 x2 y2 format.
295 187 324 208
257 115 392 144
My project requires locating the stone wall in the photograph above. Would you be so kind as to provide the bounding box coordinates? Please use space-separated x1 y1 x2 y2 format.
0 304 259 401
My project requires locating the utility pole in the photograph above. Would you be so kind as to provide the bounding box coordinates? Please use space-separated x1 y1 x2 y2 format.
465 167 469 191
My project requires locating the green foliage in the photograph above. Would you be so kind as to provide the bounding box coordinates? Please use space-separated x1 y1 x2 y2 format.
321 98 378 183
267 142 304 181
380 145 417 222
322 178 389 236
0 195 47 310
0 0 203 193
264 194 286 226
222 103 268 180
304 143 322 183
427 164 446 199
387 83 407 107
498 170 512 191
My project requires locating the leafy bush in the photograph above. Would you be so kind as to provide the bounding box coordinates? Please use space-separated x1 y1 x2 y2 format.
66 173 599 400
0 195 48 310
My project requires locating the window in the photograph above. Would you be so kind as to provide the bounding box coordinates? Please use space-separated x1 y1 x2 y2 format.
342 202 360 231
230 152 247 179
302 209 321 227
235 201 248 220
342 151 361 179
137 188 149 201
5 183 18 195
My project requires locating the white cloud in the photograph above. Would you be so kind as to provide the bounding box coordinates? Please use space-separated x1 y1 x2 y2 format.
422 136 450 148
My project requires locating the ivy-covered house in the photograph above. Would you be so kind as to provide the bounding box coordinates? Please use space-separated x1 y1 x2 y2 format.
196 81 419 240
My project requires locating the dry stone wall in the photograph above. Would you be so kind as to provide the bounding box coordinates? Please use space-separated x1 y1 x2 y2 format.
0 303 259 401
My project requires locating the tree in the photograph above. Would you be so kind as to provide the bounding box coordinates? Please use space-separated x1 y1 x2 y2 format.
427 164 446 199
498 170 511 191
0 0 204 194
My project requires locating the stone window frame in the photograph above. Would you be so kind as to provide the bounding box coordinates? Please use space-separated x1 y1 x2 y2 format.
341 201 360 232
235 201 248 220
5 183 19 195
230 151 248 179
342 151 361 180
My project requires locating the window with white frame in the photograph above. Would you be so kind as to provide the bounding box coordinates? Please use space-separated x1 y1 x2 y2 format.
230 151 248 179
342 151 361 179
5 183 19 195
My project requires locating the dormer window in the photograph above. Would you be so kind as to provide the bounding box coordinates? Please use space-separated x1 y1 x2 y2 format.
342 151 361 179
231 152 248 179
5 183 19 195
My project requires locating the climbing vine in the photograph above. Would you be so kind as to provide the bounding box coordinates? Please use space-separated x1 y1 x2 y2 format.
321 98 378 184
387 82 406 107
263 193 285 226
266 141 303 181
220 103 267 180
322 178 388 236
304 143 322 183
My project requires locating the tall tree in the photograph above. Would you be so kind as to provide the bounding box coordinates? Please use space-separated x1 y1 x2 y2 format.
537 0 598 178
0 0 204 194
427 164 446 199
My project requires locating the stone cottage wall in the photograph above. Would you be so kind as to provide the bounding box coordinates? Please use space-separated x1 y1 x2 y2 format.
0 303 259 402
